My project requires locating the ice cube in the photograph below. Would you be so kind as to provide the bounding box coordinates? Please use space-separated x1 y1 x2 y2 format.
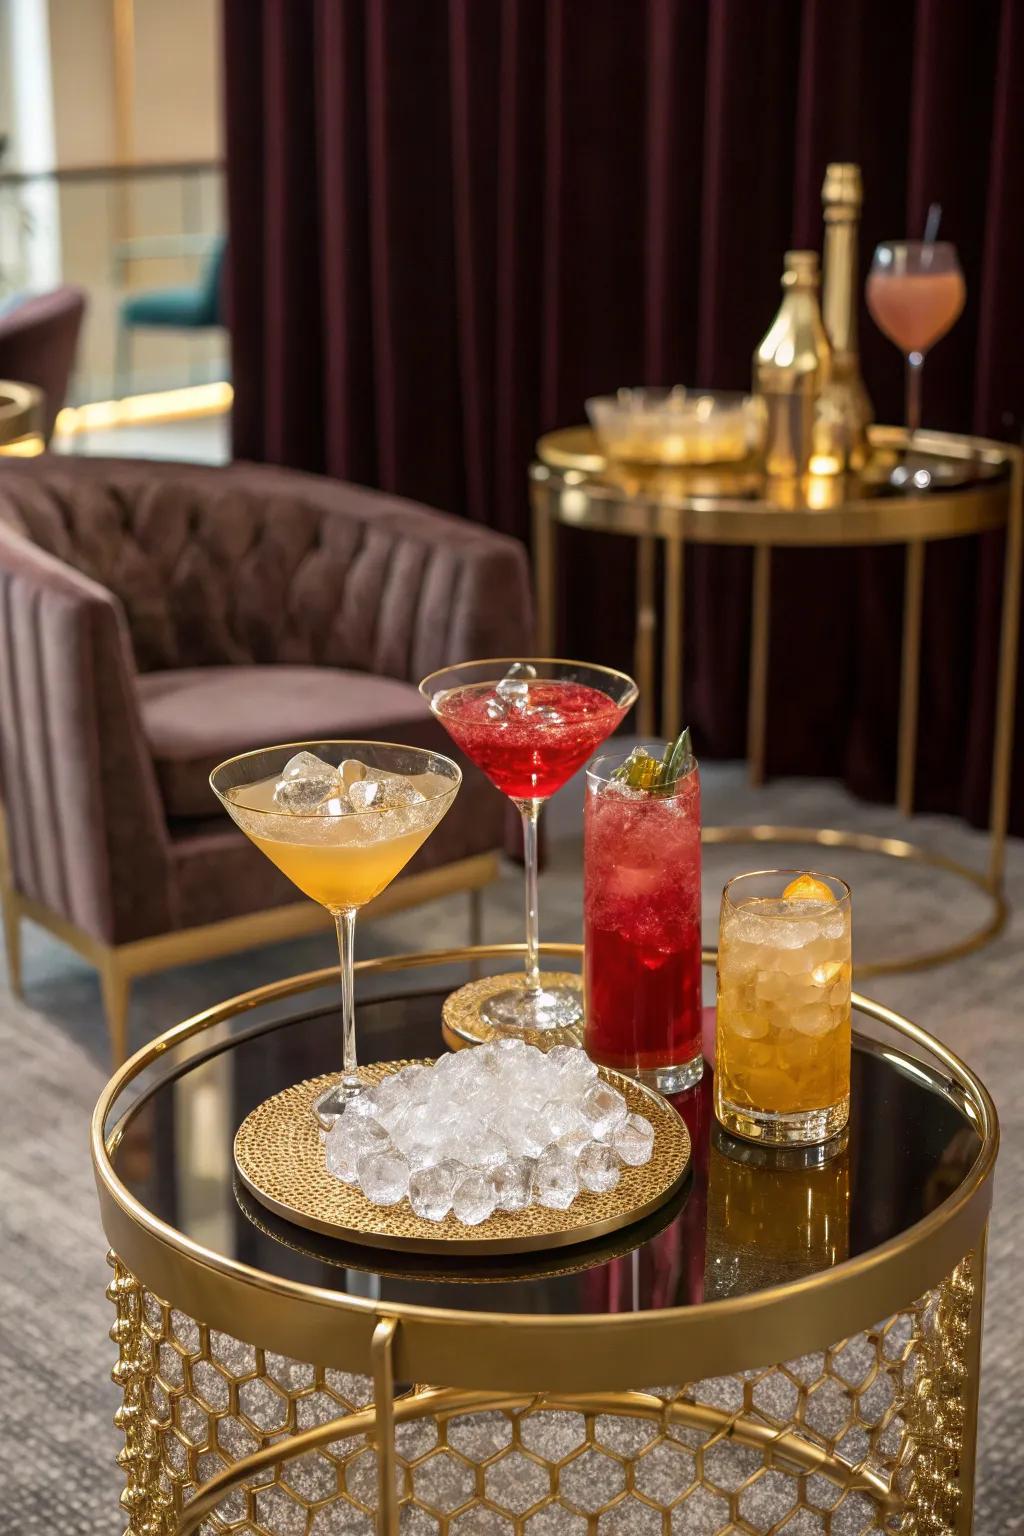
408 1161 457 1221
547 1045 598 1084
520 1110 557 1160
577 1141 622 1193
451 1168 498 1226
542 1099 585 1142
534 1146 580 1210
613 1113 655 1167
324 1115 389 1183
348 769 426 812
579 1080 629 1141
790 1003 836 1036
492 1157 534 1212
356 1147 410 1205
320 796 351 818
272 751 340 812
338 759 367 788
494 661 537 714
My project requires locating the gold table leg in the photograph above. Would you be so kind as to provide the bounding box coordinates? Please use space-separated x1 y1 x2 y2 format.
988 449 1023 888
662 536 684 741
372 1317 399 1536
897 539 926 816
635 536 657 736
748 545 772 786
530 481 556 653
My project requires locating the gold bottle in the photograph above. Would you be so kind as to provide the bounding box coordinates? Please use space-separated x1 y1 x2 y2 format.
818 162 873 471
754 250 832 479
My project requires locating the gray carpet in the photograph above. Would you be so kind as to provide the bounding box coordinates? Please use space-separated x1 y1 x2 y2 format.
0 763 1021 1533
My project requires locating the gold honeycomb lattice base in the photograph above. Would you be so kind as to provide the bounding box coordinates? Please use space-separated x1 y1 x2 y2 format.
441 971 584 1050
107 1250 976 1536
233 1063 690 1254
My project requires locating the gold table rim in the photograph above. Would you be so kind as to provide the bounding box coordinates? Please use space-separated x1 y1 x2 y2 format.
532 424 1017 545
91 942 998 1389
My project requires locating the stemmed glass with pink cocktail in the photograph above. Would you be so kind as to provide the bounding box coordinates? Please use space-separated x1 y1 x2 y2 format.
420 659 638 1034
866 240 965 457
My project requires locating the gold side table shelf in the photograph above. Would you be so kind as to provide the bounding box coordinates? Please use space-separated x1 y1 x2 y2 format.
530 425 1023 974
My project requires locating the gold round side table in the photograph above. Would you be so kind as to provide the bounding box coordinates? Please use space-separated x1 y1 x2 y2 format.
0 379 45 455
92 944 997 1536
530 425 1023 974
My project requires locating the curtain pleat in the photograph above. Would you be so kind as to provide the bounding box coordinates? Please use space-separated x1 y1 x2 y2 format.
225 0 1024 830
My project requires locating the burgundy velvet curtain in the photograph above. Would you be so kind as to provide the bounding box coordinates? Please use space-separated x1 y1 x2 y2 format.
223 0 1024 828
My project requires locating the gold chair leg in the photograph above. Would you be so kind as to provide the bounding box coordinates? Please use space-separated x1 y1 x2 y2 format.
0 804 23 998
1 882 22 999
99 951 131 1066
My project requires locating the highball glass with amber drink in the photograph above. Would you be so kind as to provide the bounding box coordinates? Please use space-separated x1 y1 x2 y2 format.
715 871 851 1146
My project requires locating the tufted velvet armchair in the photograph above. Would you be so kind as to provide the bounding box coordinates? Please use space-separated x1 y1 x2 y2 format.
0 456 531 1061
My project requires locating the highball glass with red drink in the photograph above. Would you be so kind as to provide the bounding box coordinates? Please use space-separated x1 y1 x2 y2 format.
584 743 703 1093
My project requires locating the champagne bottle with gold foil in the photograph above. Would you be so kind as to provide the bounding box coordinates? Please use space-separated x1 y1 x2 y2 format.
754 251 832 478
819 163 873 470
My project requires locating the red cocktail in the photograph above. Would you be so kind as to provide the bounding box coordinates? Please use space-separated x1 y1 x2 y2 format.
420 659 637 1034
584 741 703 1092
433 680 625 799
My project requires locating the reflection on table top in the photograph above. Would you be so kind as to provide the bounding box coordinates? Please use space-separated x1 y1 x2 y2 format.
110 986 980 1319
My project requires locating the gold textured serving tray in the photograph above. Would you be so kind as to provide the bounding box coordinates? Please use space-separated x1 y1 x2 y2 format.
441 971 584 1051
234 1060 690 1256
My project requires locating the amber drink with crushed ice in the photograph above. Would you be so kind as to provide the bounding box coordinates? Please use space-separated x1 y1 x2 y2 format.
715 871 851 1146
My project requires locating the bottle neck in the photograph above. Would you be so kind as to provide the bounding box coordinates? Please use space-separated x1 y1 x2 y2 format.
822 216 858 359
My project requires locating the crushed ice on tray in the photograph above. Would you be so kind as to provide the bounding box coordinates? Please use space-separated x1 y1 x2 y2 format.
322 1041 655 1225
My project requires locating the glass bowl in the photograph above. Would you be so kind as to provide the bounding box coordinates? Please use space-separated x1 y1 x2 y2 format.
586 387 765 467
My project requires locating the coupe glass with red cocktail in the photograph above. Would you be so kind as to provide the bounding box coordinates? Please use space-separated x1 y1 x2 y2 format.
420 658 637 1034
584 734 703 1093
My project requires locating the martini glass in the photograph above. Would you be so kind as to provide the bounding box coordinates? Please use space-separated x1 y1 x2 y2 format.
419 659 638 1033
210 741 460 1119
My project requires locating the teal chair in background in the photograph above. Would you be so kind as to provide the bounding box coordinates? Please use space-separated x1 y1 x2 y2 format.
115 235 226 398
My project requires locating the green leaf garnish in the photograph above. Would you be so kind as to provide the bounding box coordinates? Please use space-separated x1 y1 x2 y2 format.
612 727 693 793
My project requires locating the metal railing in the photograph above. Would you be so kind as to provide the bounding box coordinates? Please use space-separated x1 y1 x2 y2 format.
0 158 226 404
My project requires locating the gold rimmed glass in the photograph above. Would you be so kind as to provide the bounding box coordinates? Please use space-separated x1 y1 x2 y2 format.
865 240 965 451
210 741 460 1119
419 658 638 1034
715 870 852 1146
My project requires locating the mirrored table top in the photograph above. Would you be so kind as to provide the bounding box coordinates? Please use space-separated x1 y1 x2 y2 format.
110 989 980 1317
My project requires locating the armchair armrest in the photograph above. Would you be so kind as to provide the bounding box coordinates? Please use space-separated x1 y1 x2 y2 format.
0 525 172 945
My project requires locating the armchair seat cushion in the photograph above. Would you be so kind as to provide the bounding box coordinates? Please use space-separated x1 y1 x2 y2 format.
138 664 444 819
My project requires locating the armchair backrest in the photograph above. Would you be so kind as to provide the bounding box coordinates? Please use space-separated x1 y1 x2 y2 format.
0 457 532 683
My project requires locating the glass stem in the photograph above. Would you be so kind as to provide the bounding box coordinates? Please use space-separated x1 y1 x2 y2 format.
905 350 924 439
519 799 542 993
335 907 359 1083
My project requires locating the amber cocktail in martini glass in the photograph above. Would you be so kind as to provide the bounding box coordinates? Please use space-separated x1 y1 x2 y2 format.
419 659 637 1034
211 741 460 1120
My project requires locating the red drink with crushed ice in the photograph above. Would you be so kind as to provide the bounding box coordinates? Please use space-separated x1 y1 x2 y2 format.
433 680 627 800
584 753 703 1091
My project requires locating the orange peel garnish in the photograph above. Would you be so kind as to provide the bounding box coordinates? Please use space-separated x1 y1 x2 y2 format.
782 873 836 904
